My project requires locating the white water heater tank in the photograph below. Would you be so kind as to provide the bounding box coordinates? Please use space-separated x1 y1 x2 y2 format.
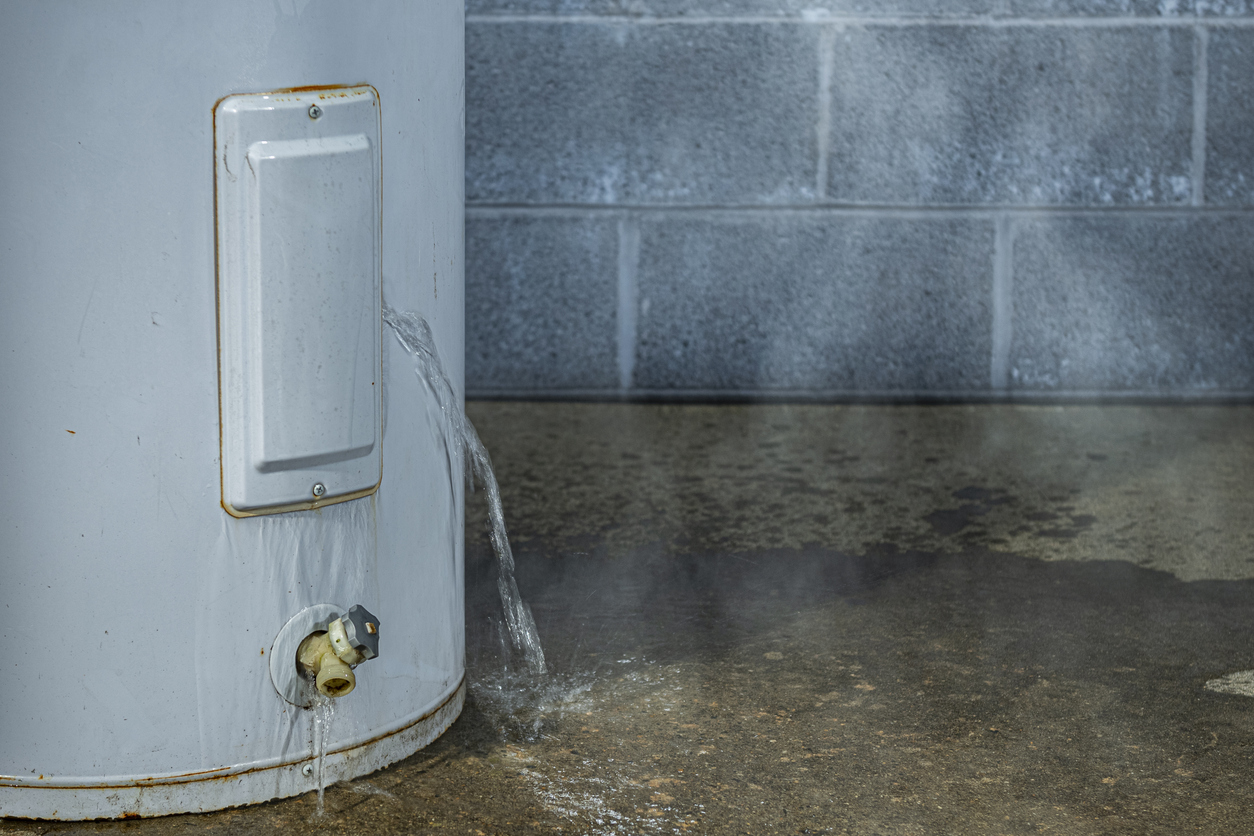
0 1 465 819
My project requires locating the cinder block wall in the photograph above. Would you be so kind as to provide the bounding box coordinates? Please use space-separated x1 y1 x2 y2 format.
465 3 1254 401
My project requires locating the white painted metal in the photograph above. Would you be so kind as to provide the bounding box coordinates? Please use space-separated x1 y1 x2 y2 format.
216 87 383 516
0 0 465 819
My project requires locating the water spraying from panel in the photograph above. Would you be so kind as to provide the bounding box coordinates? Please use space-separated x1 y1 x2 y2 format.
383 302 547 677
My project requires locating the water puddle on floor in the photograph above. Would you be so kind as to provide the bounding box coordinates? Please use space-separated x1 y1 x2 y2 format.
500 660 711 834
448 442 1254 836
1204 670 1254 697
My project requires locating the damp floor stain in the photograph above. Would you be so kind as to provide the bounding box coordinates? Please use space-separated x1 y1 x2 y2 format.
11 403 1254 836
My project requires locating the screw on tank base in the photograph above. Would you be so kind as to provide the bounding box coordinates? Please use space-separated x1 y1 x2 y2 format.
307 103 322 119
312 482 326 498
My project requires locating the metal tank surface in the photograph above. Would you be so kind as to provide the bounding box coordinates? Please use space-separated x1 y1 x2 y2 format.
0 1 466 819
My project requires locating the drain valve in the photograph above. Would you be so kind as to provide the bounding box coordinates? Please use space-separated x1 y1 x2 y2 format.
296 605 381 698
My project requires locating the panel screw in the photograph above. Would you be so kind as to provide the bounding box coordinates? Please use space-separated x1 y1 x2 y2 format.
308 104 322 120
302 763 314 776
312 483 326 498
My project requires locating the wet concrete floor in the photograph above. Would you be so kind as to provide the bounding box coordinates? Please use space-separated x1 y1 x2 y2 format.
8 403 1254 835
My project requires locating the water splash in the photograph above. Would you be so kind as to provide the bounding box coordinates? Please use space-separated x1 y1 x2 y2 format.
382 302 547 676
345 780 396 800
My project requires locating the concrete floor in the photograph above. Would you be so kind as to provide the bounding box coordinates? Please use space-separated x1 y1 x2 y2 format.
8 402 1254 835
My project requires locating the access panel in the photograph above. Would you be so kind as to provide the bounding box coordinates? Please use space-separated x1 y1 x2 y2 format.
215 86 382 516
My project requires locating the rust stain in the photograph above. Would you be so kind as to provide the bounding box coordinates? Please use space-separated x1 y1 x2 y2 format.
65 430 75 434
221 476 381 519
212 93 225 519
120 812 140 819
266 87 371 104
273 83 370 94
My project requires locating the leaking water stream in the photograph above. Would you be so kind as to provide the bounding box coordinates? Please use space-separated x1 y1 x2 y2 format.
311 694 334 818
382 301 547 677
300 304 551 811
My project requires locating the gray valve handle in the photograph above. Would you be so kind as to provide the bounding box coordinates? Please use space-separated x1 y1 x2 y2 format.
327 604 380 661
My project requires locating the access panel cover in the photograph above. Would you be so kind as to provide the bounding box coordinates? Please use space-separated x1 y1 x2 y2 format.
215 87 382 516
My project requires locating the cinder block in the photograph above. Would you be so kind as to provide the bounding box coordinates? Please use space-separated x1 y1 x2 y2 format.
632 213 995 392
466 214 620 391
1205 29 1254 205
466 0 1000 16
1009 215 1254 391
466 0 1231 17
1009 0 1251 14
467 22 819 205
827 26 1195 205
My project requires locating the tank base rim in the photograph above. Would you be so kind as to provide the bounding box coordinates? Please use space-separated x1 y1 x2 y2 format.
0 679 465 820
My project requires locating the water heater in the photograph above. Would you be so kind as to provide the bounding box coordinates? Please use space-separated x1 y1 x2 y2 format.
0 1 465 818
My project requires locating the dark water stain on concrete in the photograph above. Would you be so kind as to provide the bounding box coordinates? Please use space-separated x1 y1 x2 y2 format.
459 536 1254 835
1037 512 1099 540
924 487 1015 536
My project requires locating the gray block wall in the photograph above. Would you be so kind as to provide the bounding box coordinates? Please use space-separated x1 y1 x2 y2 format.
465 4 1254 400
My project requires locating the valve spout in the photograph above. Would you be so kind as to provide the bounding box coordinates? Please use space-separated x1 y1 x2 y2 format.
297 631 356 697
295 605 381 699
